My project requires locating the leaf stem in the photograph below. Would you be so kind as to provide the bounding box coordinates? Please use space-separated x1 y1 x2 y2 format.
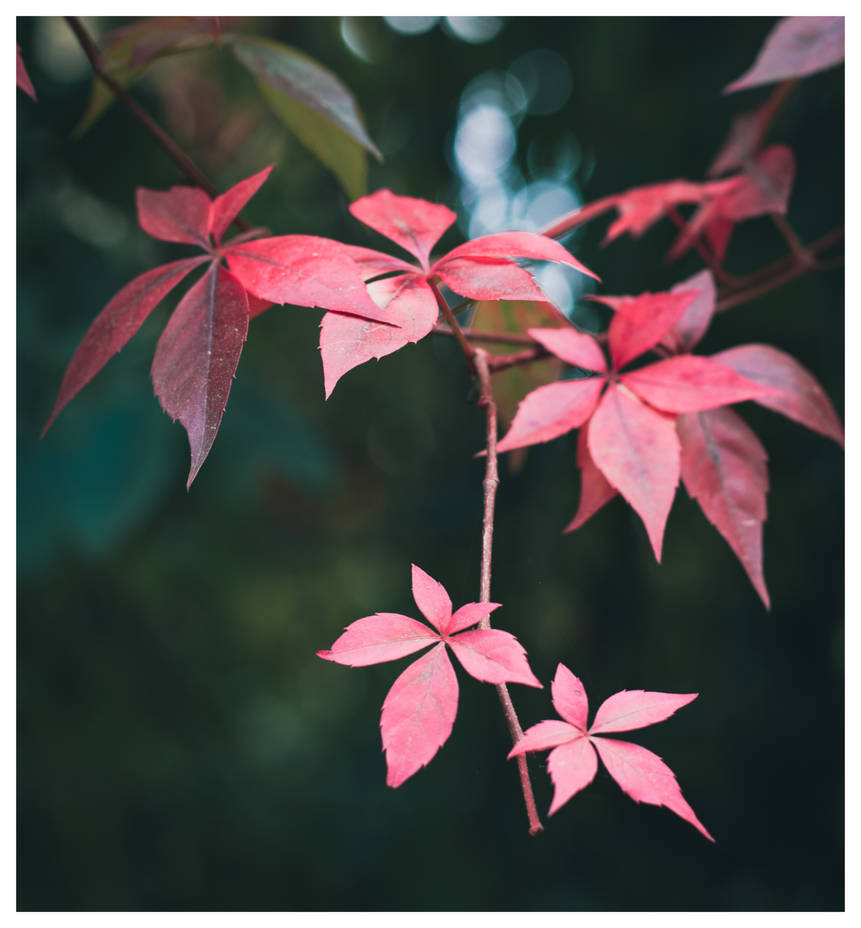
428 280 476 364
64 17 252 232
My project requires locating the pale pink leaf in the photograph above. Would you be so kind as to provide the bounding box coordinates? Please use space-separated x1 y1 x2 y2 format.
563 424 618 533
621 355 778 414
608 291 697 370
588 385 680 562
448 629 542 688
708 104 773 177
446 602 502 635
590 690 698 734
547 737 599 815
591 737 714 841
677 408 770 607
720 145 795 220
17 44 36 100
435 258 548 302
316 613 439 666
151 264 249 487
381 643 458 788
551 663 589 730
508 720 580 758
439 231 598 282
227 236 398 323
136 185 211 248
712 344 843 446
724 16 844 93
319 275 437 398
662 270 716 353
410 564 452 633
528 327 607 373
208 164 273 246
496 378 604 453
42 257 209 435
350 189 456 269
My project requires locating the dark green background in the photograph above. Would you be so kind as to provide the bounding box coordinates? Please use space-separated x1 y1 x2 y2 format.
17 17 844 910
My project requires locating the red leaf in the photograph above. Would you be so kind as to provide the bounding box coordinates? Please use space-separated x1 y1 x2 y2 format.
435 258 548 302
712 344 844 446
724 16 844 93
590 738 714 840
42 257 208 435
528 326 607 373
439 231 598 282
608 291 697 371
496 378 604 453
227 236 398 323
319 275 438 398
588 385 680 562
621 355 778 414
547 737 599 815
662 270 716 354
381 643 459 788
590 690 698 734
550 663 589 731
350 189 456 269
208 164 273 246
410 563 453 633
136 185 211 248
563 425 618 533
316 613 440 666
16 44 36 100
677 408 770 607
151 264 249 487
448 629 543 687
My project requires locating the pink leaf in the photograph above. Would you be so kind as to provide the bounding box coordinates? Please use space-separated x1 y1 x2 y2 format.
316 613 439 666
496 378 604 453
547 737 599 815
508 720 580 758
708 103 773 177
563 424 618 533
227 236 398 323
448 629 542 688
712 344 844 446
435 258 548 302
590 690 698 734
439 231 598 282
608 291 697 370
16 44 36 100
151 264 249 487
446 602 502 635
720 145 795 220
319 275 437 398
724 16 844 93
349 189 456 270
621 355 778 414
42 257 208 435
588 384 680 562
410 564 452 633
662 270 716 354
381 643 458 788
551 663 589 731
590 737 714 841
208 164 273 246
677 408 770 607
528 327 607 373
136 185 211 248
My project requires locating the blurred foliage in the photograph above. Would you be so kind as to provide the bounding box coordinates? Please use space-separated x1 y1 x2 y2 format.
18 16 843 911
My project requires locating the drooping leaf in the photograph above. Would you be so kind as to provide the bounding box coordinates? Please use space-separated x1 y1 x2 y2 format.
724 16 844 93
43 257 208 435
608 291 697 370
381 643 459 788
712 344 844 446
151 264 249 487
588 384 680 561
16 44 36 100
316 613 440 666
677 407 770 607
563 425 618 533
448 629 542 687
619 355 778 414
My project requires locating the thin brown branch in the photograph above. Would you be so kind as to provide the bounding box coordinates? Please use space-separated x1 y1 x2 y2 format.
472 348 543 837
65 17 252 233
432 324 538 347
428 280 476 364
666 207 739 286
